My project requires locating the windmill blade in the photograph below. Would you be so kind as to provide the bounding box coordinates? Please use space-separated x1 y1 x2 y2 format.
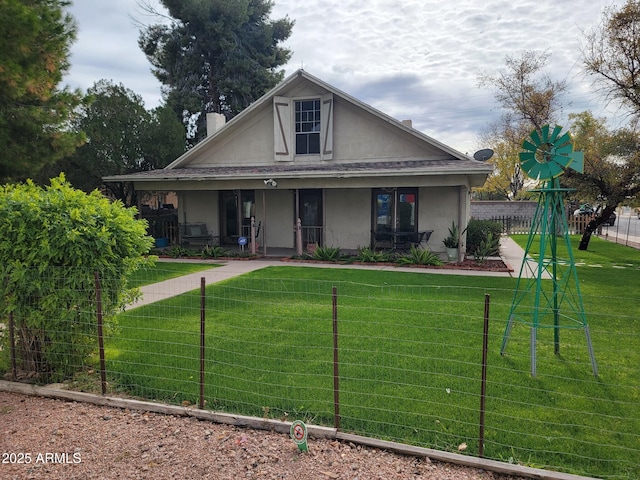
555 132 572 148
523 140 538 152
530 129 542 146
540 125 551 144
520 156 539 173
547 161 563 178
552 151 573 168
528 162 546 180
568 151 584 173
519 151 536 162
555 143 573 156
549 125 563 143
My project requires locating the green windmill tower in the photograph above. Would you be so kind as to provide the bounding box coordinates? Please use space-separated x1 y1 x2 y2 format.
500 125 598 377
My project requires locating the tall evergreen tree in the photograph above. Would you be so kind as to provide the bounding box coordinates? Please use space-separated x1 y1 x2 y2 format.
139 0 294 145
40 80 185 206
0 0 84 182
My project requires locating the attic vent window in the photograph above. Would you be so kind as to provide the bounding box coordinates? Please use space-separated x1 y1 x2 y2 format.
295 99 321 154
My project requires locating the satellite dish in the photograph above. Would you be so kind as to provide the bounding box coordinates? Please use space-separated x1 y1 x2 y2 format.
473 148 494 161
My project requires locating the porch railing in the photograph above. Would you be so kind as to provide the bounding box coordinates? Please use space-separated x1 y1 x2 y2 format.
302 225 323 246
241 222 262 245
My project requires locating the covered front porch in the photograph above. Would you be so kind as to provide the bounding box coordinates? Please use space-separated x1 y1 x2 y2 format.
142 183 466 260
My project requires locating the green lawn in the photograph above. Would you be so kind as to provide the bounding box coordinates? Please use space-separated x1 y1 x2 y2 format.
510 233 640 269
128 261 220 287
104 239 639 479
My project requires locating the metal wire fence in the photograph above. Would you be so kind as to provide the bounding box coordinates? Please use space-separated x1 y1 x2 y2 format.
490 211 640 247
1 266 638 479
490 214 607 235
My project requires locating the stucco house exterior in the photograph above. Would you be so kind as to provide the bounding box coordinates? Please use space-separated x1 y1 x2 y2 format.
104 70 492 258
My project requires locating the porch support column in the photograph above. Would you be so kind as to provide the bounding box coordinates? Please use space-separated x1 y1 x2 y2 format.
262 190 267 256
295 189 300 251
458 185 469 262
250 217 256 254
296 218 303 256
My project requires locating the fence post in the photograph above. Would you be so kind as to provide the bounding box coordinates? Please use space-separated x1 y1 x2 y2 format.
479 293 490 458
94 272 107 395
332 286 340 430
200 277 206 410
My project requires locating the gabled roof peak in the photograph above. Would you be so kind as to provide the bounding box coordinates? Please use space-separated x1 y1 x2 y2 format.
165 69 475 170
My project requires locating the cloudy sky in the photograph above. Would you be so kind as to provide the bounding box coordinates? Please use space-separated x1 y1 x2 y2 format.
64 0 624 154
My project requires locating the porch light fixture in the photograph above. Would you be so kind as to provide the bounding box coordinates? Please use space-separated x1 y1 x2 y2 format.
264 178 278 188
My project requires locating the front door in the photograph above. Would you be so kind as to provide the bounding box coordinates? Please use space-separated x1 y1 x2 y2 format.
220 190 255 245
298 189 323 247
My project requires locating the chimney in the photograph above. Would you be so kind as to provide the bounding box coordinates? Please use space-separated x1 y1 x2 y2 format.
206 112 226 137
401 119 413 128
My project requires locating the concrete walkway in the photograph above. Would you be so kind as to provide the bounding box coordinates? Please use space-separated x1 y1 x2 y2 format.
127 260 275 310
128 239 529 310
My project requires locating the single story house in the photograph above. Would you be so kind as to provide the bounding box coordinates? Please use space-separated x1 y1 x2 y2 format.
104 70 492 259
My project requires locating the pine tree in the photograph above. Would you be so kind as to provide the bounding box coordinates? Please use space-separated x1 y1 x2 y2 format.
0 0 84 182
139 0 294 145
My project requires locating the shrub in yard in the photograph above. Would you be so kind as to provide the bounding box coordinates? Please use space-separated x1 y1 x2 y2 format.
466 219 502 255
201 245 230 258
473 231 500 264
354 246 392 263
397 246 444 266
0 175 154 382
311 246 342 261
168 245 189 258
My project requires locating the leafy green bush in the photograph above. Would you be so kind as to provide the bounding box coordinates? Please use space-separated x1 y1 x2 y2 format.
466 219 502 255
168 245 189 258
472 231 500 263
397 247 444 266
201 245 230 258
443 221 460 248
0 175 153 382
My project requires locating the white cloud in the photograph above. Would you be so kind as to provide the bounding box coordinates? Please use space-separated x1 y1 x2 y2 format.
64 0 623 153
64 0 165 107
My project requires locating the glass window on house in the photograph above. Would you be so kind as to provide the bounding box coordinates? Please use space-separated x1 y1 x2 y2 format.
295 99 321 154
372 188 418 233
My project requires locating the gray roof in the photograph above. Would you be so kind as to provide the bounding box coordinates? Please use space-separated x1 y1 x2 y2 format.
103 70 492 184
104 158 491 183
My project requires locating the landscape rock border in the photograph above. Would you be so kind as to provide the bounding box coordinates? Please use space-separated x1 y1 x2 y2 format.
0 381 597 480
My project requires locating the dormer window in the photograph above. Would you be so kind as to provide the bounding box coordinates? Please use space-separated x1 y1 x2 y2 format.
295 99 321 154
274 94 333 161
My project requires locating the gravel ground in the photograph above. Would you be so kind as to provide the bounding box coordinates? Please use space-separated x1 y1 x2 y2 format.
0 391 528 480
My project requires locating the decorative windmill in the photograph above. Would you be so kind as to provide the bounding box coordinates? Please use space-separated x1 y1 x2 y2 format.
500 125 598 377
